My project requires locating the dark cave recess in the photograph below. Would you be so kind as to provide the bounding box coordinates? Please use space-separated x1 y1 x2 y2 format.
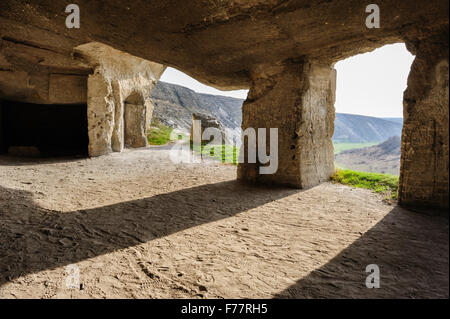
0 100 89 157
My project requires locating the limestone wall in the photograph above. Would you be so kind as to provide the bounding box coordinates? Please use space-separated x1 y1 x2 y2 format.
0 22 91 105
399 32 449 210
73 43 166 157
0 37 165 157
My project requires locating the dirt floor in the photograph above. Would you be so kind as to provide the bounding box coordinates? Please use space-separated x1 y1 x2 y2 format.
0 147 448 299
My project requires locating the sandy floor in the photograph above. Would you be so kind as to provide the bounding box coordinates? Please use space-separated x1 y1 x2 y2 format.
0 147 448 299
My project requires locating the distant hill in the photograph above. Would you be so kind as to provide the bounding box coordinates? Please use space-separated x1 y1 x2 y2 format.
335 136 401 175
382 117 404 125
334 113 403 143
150 82 403 144
150 81 243 134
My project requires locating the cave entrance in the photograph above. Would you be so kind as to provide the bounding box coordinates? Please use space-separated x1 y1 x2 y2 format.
333 43 415 176
0 100 89 157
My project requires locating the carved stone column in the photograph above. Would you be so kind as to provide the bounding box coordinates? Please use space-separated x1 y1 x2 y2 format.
238 61 336 188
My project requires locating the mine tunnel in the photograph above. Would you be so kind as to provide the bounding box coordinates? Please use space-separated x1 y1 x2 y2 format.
0 100 89 157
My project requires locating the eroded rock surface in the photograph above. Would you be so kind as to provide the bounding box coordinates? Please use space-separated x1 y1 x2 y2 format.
1 1 448 89
399 32 449 210
74 43 165 156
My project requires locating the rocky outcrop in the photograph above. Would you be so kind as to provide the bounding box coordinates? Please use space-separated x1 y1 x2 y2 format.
0 26 90 105
151 82 243 133
190 112 226 145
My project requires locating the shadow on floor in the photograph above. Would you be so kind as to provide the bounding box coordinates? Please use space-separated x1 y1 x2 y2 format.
274 206 449 299
1 180 448 298
0 180 299 286
0 154 88 166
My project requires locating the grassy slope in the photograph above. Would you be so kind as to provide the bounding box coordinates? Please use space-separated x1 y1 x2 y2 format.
147 120 239 162
196 145 400 201
196 144 400 201
147 121 398 200
332 142 400 200
148 121 380 155
331 168 399 201
147 119 174 145
195 142 382 163
192 143 239 164
199 142 381 163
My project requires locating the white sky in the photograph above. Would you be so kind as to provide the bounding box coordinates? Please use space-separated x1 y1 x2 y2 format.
160 68 249 99
335 43 415 118
160 43 415 118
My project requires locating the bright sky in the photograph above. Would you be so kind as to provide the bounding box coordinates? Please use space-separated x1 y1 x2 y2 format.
160 68 249 99
160 43 415 118
335 43 415 118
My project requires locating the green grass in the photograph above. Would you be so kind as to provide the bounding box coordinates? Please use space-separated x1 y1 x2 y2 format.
333 141 379 154
147 119 175 145
191 142 240 165
331 168 399 201
148 118 239 161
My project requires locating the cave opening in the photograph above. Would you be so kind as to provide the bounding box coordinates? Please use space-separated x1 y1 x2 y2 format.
333 43 415 176
0 100 89 157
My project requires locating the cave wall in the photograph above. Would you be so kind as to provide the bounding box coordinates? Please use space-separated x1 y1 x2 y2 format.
0 39 165 157
73 43 165 156
0 27 90 105
399 31 449 210
1 1 448 89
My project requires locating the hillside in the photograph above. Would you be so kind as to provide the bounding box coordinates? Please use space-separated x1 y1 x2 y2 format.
150 82 243 134
335 136 401 175
334 113 403 143
150 82 403 144
382 117 404 125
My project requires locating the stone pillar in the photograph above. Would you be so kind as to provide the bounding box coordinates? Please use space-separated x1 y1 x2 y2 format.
124 91 148 148
399 32 449 211
111 80 125 153
237 61 336 188
145 98 155 131
86 72 115 157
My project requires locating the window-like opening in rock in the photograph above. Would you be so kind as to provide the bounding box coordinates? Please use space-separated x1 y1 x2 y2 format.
333 43 415 176
0 100 89 157
148 67 248 163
